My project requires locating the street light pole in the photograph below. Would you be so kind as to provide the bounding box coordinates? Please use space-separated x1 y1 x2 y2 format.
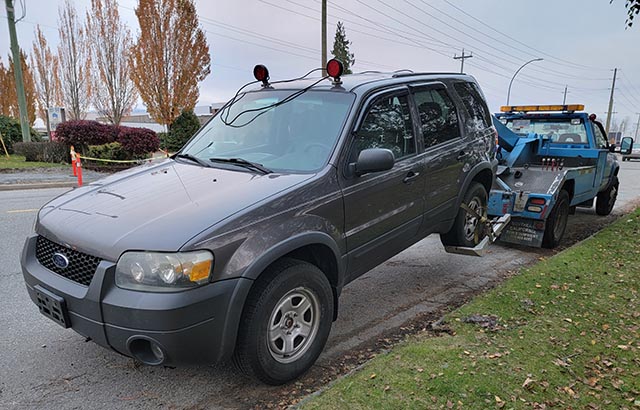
506 58 544 106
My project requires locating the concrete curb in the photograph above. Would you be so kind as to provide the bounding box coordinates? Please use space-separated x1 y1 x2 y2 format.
0 181 79 191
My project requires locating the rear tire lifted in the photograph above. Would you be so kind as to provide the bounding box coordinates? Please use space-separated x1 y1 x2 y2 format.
595 175 618 216
233 258 333 385
440 182 488 248
542 190 570 249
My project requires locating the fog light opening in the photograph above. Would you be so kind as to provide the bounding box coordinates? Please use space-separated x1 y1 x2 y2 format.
128 337 166 365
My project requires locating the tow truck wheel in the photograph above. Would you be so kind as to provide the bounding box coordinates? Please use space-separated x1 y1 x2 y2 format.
542 190 570 249
233 258 333 385
440 182 488 248
595 175 619 216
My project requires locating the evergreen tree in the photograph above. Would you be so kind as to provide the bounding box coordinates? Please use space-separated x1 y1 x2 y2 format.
331 21 355 74
165 109 201 151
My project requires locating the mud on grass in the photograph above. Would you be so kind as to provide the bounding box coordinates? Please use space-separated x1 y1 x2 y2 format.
299 209 640 409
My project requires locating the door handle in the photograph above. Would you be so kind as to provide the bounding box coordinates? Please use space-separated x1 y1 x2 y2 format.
403 171 420 183
456 151 469 161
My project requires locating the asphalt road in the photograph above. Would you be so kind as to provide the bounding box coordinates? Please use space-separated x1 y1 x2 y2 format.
1 160 639 410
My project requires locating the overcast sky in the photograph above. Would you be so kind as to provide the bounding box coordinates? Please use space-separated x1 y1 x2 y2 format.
2 0 639 134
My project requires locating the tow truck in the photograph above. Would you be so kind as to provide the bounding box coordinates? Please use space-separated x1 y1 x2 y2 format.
485 104 620 248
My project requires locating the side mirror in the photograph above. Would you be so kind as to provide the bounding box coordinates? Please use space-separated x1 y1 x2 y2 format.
608 144 616 153
352 148 394 176
620 137 633 155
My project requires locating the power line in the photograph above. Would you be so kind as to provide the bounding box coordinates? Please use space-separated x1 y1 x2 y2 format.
439 0 608 71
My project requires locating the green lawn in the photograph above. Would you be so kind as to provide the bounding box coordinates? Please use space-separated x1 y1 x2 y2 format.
302 210 640 409
0 154 66 169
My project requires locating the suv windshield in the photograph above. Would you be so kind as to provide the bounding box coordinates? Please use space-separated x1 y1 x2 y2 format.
181 90 355 172
505 118 588 144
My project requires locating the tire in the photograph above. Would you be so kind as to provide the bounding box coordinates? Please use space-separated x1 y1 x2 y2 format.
233 258 333 385
595 175 619 216
440 182 488 248
542 190 570 249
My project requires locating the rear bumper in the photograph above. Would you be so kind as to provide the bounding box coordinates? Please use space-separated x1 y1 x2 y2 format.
21 234 252 365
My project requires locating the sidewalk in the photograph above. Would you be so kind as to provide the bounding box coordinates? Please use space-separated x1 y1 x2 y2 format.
0 151 171 191
0 167 105 191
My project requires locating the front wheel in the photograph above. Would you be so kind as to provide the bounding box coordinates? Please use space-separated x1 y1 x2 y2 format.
440 182 488 248
595 175 619 216
233 258 333 385
542 190 570 249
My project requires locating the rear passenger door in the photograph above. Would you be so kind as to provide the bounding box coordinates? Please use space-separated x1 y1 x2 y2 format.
411 83 465 223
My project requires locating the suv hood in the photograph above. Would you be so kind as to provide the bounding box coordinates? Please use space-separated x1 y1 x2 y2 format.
37 160 312 261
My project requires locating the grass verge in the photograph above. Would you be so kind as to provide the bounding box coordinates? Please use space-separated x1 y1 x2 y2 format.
301 209 640 409
0 155 66 169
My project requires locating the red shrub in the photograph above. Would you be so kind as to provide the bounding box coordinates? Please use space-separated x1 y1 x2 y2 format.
55 120 117 148
117 126 159 156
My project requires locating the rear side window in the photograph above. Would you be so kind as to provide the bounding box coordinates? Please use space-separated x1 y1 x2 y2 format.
453 82 490 130
353 93 416 160
414 87 461 148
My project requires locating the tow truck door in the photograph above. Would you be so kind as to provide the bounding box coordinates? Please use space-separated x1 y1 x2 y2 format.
591 121 611 191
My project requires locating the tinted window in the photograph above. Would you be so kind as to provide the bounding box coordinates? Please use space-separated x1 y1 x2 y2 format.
354 93 416 160
453 81 490 129
414 87 460 148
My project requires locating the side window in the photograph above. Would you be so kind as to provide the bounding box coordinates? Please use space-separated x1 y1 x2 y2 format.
453 81 490 129
353 93 416 160
592 122 608 149
414 87 461 148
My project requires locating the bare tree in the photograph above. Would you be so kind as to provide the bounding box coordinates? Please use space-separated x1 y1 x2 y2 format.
31 25 63 123
130 0 211 126
58 0 91 120
86 0 138 125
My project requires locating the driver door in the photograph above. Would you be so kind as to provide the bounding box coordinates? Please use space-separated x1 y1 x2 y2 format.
340 89 427 282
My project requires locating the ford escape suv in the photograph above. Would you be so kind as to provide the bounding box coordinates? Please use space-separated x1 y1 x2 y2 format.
22 60 497 385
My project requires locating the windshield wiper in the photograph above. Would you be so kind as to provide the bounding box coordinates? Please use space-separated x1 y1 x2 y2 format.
174 153 212 168
209 157 272 175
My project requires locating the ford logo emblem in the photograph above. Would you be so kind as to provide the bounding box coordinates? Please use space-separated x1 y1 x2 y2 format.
52 253 70 269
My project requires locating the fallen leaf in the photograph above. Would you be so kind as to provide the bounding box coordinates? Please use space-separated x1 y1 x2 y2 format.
523 377 535 390
369 373 376 379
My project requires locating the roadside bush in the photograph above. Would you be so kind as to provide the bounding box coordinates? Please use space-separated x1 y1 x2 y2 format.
157 132 169 151
87 142 128 161
0 115 38 154
55 120 117 150
13 141 67 163
118 126 159 157
165 110 200 152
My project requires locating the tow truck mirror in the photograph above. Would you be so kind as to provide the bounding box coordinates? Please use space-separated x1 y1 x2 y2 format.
353 148 394 176
620 137 633 155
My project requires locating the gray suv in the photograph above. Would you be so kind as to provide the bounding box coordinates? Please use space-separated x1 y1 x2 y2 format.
21 60 497 385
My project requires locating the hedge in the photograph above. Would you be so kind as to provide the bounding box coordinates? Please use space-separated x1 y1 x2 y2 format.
13 141 68 163
0 115 38 154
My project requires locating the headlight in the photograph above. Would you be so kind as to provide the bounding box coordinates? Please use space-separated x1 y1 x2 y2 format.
115 251 213 292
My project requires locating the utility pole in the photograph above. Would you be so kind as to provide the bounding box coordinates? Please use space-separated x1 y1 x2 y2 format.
321 0 327 76
562 85 568 105
605 68 617 135
634 112 640 140
453 49 472 74
4 0 31 142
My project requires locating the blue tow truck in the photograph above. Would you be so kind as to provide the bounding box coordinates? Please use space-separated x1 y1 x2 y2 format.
484 104 620 248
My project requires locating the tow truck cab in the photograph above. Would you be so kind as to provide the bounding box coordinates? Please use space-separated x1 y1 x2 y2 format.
488 104 620 248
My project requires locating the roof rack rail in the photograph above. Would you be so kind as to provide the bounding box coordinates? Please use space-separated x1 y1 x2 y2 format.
392 71 464 78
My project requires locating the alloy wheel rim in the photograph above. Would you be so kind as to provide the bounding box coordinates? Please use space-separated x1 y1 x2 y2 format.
267 287 320 364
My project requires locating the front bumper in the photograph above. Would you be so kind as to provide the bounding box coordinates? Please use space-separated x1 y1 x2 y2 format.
21 234 252 365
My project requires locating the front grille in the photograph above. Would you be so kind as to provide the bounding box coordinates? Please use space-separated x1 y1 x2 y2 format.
35 236 102 286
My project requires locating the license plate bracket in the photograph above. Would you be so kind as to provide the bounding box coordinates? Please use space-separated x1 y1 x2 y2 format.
34 285 70 328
